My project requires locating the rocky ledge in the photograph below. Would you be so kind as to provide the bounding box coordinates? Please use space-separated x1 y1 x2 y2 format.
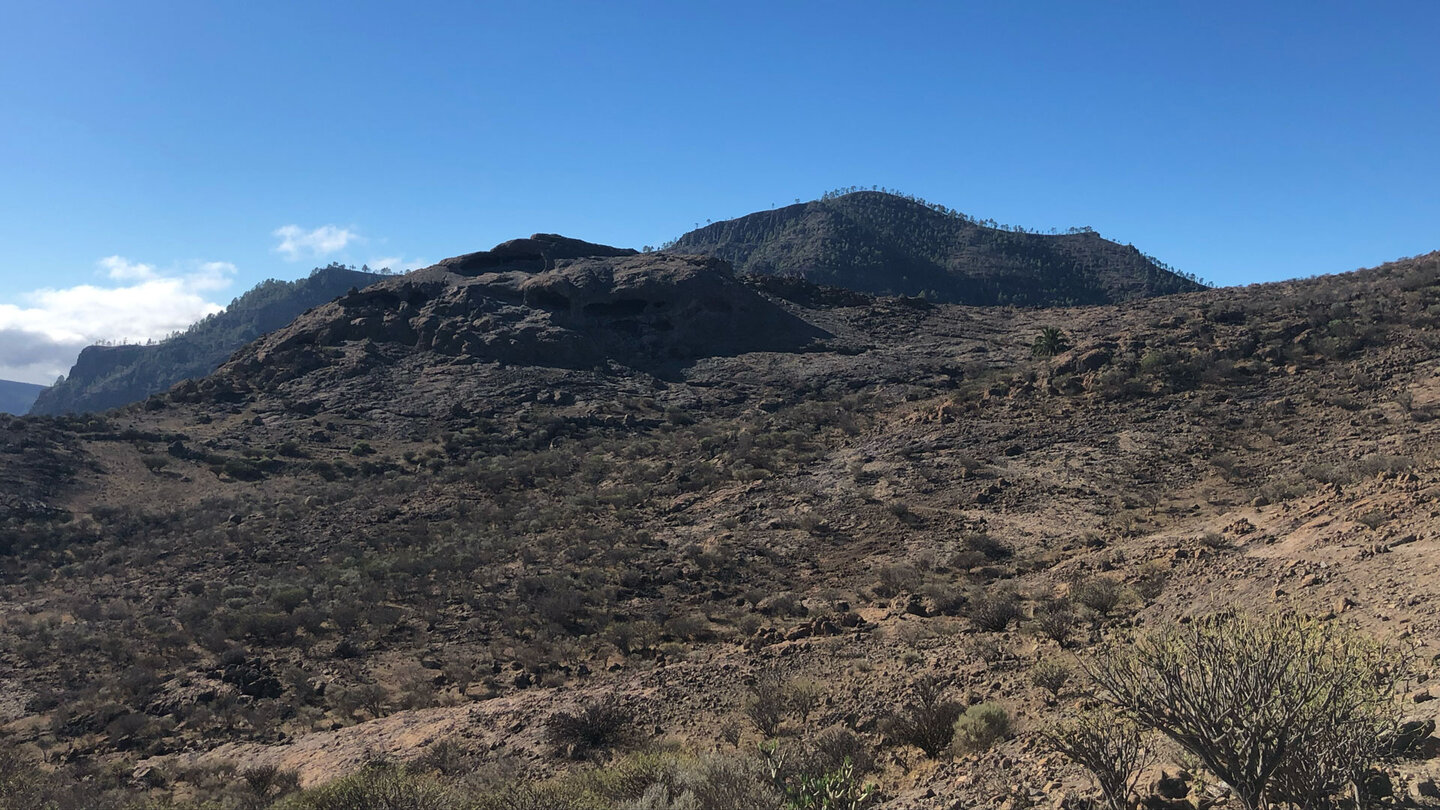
208 236 830 393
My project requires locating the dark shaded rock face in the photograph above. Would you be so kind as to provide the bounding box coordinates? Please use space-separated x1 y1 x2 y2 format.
216 239 829 393
437 233 638 276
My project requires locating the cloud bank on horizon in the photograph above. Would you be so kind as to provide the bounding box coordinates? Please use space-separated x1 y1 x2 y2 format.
0 256 239 385
0 224 420 388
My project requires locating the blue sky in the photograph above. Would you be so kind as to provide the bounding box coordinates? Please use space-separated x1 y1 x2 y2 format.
1 1 1437 383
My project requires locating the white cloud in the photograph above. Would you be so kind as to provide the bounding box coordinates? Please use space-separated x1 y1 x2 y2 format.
367 256 429 273
99 255 158 282
273 224 360 261
0 257 235 385
192 261 238 291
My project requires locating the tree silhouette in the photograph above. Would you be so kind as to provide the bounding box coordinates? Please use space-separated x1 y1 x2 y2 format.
1031 327 1071 357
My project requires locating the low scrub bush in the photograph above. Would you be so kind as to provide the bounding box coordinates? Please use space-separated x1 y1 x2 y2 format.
886 677 962 759
1086 610 1410 810
273 765 457 810
544 695 638 758
951 702 1010 754
742 668 821 738
966 587 1021 632
1032 597 1076 644
1029 657 1072 699
1071 575 1123 617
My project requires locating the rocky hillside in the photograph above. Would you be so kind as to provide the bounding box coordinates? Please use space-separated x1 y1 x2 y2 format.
26 193 1201 417
0 379 44 415
29 264 385 416
3 239 1440 809
208 233 825 394
669 190 1206 305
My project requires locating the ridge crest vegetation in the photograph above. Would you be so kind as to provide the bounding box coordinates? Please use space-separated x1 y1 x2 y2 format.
668 189 1208 305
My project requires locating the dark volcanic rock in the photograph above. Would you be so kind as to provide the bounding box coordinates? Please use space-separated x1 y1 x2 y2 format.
0 415 84 531
215 240 830 393
437 233 637 276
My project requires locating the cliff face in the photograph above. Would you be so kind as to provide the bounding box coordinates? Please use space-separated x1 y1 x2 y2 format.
29 265 385 415
670 191 1205 305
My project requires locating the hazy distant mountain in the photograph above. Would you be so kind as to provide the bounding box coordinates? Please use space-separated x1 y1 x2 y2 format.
29 264 386 415
668 190 1206 305
0 379 45 415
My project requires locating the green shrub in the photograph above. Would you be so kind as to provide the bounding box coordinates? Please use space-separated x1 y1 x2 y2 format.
676 753 781 810
960 531 1012 561
778 761 874 810
239 763 301 805
1029 657 1072 699
274 765 457 810
221 458 265 481
951 702 1010 754
623 784 702 810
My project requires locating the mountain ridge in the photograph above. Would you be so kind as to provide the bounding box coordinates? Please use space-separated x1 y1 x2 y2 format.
28 194 1208 416
29 264 386 416
669 190 1205 305
0 379 45 415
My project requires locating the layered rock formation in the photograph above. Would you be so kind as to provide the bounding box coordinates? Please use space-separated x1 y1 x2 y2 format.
211 237 829 393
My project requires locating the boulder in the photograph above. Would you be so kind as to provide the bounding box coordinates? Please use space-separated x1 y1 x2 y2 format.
1050 343 1114 376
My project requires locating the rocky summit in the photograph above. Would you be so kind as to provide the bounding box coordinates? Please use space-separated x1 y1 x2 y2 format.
202 236 829 398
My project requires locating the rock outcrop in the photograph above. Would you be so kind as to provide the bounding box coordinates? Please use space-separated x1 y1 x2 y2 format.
215 238 830 393
436 233 637 276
